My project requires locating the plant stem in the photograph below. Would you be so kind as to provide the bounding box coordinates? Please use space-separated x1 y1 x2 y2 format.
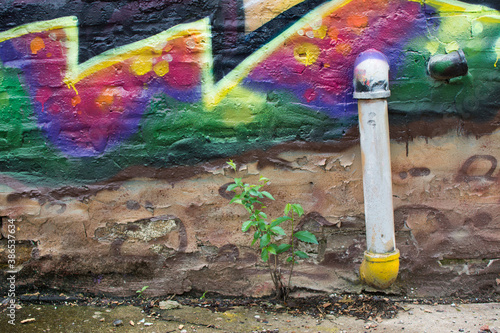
267 259 278 292
288 210 295 291
274 252 278 277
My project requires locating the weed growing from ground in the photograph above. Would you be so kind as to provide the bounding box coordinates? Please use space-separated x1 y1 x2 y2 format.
226 160 318 301
136 285 149 298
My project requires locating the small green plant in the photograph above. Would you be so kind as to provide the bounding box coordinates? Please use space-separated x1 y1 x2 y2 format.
136 285 149 298
226 160 318 301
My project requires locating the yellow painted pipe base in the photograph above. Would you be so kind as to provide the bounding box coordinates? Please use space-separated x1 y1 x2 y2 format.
360 249 400 289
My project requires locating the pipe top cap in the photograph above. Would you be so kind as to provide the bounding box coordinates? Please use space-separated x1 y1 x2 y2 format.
353 49 390 99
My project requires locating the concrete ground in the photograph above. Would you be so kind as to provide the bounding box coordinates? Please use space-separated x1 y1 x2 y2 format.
1 300 499 333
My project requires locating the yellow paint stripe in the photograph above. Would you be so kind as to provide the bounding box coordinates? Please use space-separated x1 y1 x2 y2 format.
72 21 210 83
0 0 357 110
243 0 307 33
476 15 500 23
409 0 495 13
0 16 78 43
410 0 489 12
495 37 500 67
202 0 354 108
3 0 495 110
0 16 210 85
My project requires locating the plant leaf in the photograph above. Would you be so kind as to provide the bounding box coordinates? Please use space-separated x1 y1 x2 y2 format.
260 233 271 248
291 204 304 217
267 244 277 255
260 191 275 200
286 256 293 263
226 183 238 192
270 226 286 236
261 247 269 262
227 160 236 170
294 231 318 244
271 216 291 227
230 198 242 205
258 211 268 219
252 231 260 245
242 220 254 232
294 250 309 259
284 203 292 215
258 220 267 231
249 189 260 197
276 244 291 254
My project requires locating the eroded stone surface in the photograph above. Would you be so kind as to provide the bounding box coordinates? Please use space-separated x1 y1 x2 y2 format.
1 131 500 297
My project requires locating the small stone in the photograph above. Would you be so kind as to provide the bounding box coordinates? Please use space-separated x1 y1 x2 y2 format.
113 319 123 327
179 324 184 329
99 318 105 322
129 320 135 326
144 322 153 326
180 330 187 333
480 324 490 331
159 300 181 310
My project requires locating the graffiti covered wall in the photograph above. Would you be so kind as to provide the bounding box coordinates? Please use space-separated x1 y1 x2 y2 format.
0 0 499 297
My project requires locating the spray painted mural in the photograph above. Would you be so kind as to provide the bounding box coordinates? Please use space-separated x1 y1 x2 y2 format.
0 0 498 186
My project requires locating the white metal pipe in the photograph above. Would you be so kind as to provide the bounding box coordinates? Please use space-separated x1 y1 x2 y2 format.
354 49 399 289
358 99 395 253
353 49 396 254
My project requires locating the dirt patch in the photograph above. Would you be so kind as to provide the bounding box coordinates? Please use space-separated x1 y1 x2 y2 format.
1 292 500 333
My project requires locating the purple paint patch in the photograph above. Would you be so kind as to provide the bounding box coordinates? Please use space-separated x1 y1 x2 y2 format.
245 0 425 118
0 27 203 157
